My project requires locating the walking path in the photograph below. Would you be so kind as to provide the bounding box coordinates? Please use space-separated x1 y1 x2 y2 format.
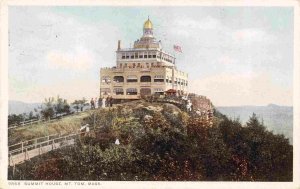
8 131 89 166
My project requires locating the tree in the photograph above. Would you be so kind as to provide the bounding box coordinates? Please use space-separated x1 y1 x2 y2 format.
62 99 71 114
8 114 24 126
28 111 34 120
79 98 88 111
72 98 88 112
54 96 64 116
41 97 55 120
72 100 81 113
54 96 70 115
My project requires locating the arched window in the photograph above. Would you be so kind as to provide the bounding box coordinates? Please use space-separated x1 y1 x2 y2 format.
126 88 138 95
113 88 124 95
140 75 151 82
127 75 138 83
113 76 124 83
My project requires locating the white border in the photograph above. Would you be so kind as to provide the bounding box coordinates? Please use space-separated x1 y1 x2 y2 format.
0 0 299 189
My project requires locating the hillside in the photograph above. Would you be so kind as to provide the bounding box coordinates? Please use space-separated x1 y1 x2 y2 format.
8 110 91 145
9 100 292 181
9 101 41 115
217 104 293 144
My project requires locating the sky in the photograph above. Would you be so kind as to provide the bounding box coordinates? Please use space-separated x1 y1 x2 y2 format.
8 6 294 106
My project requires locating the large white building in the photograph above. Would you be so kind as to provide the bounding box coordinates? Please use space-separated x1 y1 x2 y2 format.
100 18 188 100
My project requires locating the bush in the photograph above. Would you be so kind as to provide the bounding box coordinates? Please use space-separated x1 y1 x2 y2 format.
9 103 293 181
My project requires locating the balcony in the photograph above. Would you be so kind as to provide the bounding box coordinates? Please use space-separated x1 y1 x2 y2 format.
112 94 140 99
112 68 124 73
140 68 151 72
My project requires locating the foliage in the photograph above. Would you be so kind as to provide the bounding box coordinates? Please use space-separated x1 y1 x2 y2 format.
9 102 293 181
8 114 25 126
72 98 88 112
8 111 89 145
54 96 70 115
40 97 55 120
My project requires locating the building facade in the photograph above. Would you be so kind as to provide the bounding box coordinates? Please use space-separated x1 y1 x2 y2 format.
100 18 188 100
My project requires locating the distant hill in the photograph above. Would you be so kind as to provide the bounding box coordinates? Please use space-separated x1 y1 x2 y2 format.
217 104 293 144
9 101 293 144
9 101 42 115
8 100 90 115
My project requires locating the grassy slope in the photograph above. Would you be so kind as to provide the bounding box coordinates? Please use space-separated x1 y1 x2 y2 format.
8 100 184 145
8 111 92 145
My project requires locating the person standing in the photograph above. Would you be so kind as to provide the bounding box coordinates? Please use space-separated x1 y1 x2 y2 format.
98 97 102 108
90 98 95 109
110 96 113 107
95 97 98 109
102 97 106 108
106 96 109 107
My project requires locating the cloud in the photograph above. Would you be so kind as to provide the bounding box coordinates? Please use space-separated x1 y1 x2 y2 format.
175 16 220 30
218 55 237 65
9 7 293 106
170 16 222 38
9 78 99 103
46 47 94 71
9 7 121 102
189 73 292 106
232 28 275 44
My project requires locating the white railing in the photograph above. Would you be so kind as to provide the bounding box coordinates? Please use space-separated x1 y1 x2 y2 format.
8 128 99 166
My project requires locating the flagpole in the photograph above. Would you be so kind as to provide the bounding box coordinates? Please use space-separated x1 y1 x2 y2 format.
173 45 176 66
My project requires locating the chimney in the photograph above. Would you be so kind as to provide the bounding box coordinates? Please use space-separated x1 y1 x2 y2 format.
117 40 121 50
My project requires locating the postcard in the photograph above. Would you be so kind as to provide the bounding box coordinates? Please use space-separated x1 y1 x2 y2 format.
0 0 299 189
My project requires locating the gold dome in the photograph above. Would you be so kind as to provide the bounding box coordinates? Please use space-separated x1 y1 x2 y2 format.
144 18 153 29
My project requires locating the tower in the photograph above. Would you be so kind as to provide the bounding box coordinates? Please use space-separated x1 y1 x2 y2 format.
143 17 153 37
100 17 188 100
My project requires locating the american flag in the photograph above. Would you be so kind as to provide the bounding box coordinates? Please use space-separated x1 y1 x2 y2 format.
173 45 182 53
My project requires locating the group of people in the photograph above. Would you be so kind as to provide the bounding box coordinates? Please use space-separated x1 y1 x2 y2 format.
90 96 114 109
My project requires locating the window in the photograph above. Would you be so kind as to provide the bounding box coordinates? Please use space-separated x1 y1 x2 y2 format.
127 75 138 83
122 53 125 59
131 55 134 59
139 54 143 58
140 88 151 96
140 76 151 82
126 88 137 95
144 54 148 58
101 88 111 95
101 76 111 83
153 55 156 58
135 53 138 58
154 88 164 95
113 76 124 83
154 88 164 92
154 75 164 82
113 88 124 95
